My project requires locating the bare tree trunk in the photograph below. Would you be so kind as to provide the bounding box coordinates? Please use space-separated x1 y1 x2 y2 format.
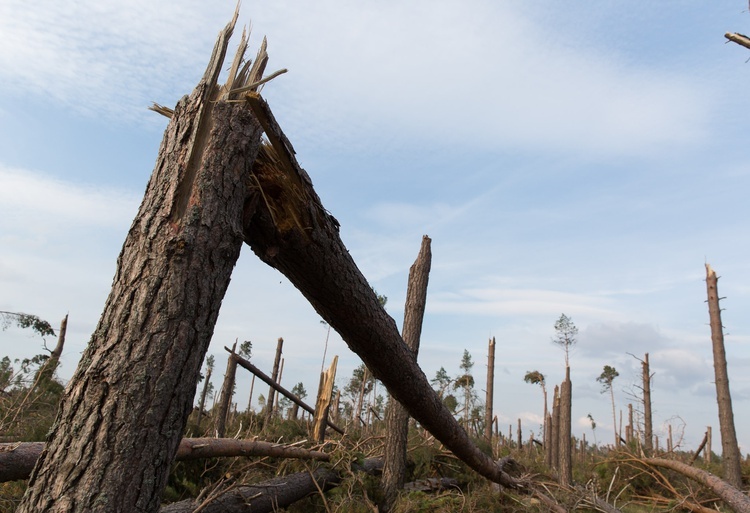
707 426 712 464
17 14 265 512
643 352 653 454
706 264 743 489
356 367 369 430
558 367 572 486
627 403 633 444
246 374 255 413
610 384 618 448
196 363 213 432
517 418 522 450
485 337 496 444
216 344 238 438
273 357 284 415
265 337 284 423
381 235 431 511
241 93 523 488
550 385 560 470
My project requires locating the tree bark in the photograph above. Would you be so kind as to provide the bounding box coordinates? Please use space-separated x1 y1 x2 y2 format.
1 438 330 483
381 235 431 511
558 367 572 486
241 93 522 488
645 457 750 513
550 385 560 470
16 14 265 512
706 263 742 489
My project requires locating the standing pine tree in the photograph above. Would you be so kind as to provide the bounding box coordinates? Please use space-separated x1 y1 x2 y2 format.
454 349 475 428
597 365 619 447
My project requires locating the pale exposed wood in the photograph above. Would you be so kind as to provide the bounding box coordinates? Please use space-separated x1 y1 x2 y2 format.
485 337 496 444
312 356 338 442
726 32 750 51
265 337 284 422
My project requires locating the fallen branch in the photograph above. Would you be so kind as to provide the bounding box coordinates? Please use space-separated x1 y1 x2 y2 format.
726 32 750 51
0 438 330 483
160 458 382 513
644 457 750 513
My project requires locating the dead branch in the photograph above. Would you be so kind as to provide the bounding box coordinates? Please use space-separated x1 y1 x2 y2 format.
0 438 330 483
644 457 750 513
726 32 750 51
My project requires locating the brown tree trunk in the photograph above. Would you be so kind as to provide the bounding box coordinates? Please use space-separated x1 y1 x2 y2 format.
558 368 572 486
706 263 743 489
16 15 266 512
643 352 653 454
550 385 560 470
216 344 238 438
485 337 496 444
241 93 522 488
381 235 431 511
196 363 213 432
265 337 283 422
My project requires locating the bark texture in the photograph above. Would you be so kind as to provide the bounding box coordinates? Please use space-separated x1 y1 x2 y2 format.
381 235 432 511
706 264 742 489
241 94 522 488
17 16 264 512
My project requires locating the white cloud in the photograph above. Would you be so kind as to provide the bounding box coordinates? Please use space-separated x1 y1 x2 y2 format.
0 0 711 155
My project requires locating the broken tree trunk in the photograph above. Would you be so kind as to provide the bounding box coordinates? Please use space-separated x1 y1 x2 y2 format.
216 342 238 438
240 93 522 488
485 337 496 445
312 356 338 442
265 337 284 422
643 352 653 455
381 235 432 511
228 348 345 434
558 367 572 486
1 438 330 483
16 13 267 512
196 358 213 433
705 263 742 489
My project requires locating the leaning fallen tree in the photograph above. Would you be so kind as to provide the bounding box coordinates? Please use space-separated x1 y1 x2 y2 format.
0 438 330 483
241 95 523 489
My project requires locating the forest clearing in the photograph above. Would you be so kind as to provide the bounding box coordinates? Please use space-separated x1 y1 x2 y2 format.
2 6 750 513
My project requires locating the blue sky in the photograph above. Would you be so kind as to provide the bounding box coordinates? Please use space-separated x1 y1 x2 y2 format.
2 1 750 453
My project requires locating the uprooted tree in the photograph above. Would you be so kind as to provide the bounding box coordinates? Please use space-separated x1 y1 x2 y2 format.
17 10 522 513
